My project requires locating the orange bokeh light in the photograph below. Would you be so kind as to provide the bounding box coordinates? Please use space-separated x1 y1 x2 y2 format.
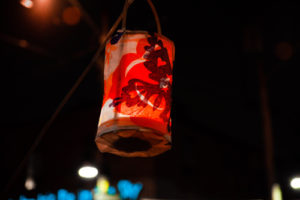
22 0 53 21
20 0 34 8
62 6 81 26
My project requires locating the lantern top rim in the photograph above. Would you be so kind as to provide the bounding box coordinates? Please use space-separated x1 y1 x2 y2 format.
110 29 174 45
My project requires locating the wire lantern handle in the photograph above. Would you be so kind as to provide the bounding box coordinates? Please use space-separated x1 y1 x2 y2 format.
122 0 162 35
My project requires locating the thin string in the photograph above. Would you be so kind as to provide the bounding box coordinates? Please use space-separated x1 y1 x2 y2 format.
121 0 129 30
147 0 162 34
122 0 162 34
3 0 130 196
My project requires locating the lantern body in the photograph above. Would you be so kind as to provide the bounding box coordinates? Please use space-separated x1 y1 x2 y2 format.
96 30 175 157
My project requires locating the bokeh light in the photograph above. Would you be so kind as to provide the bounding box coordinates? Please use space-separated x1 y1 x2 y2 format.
62 6 81 26
19 40 29 48
272 183 282 200
78 165 98 179
97 177 110 193
20 0 34 9
290 177 300 190
25 177 36 190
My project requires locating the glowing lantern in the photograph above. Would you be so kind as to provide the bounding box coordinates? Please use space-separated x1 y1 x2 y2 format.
96 27 175 157
96 0 175 157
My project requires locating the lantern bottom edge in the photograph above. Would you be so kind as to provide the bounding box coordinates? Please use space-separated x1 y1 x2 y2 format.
95 124 171 157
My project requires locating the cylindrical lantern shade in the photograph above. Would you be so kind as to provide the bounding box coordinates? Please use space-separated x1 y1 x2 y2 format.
96 30 175 157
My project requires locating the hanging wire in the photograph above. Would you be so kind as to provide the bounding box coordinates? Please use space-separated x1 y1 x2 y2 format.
3 0 132 196
121 0 162 34
121 0 129 30
146 0 162 34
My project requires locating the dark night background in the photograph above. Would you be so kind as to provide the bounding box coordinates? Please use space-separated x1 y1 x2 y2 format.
1 0 300 199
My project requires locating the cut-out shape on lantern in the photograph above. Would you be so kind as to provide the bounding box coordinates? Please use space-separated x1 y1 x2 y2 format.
96 30 175 157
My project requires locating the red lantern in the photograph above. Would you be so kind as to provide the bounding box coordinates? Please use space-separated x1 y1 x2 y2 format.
96 1 175 157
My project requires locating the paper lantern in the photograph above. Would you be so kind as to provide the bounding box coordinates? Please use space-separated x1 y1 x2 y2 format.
96 31 175 157
96 1 175 157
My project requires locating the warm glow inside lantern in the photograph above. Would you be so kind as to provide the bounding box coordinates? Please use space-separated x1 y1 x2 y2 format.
96 30 175 157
